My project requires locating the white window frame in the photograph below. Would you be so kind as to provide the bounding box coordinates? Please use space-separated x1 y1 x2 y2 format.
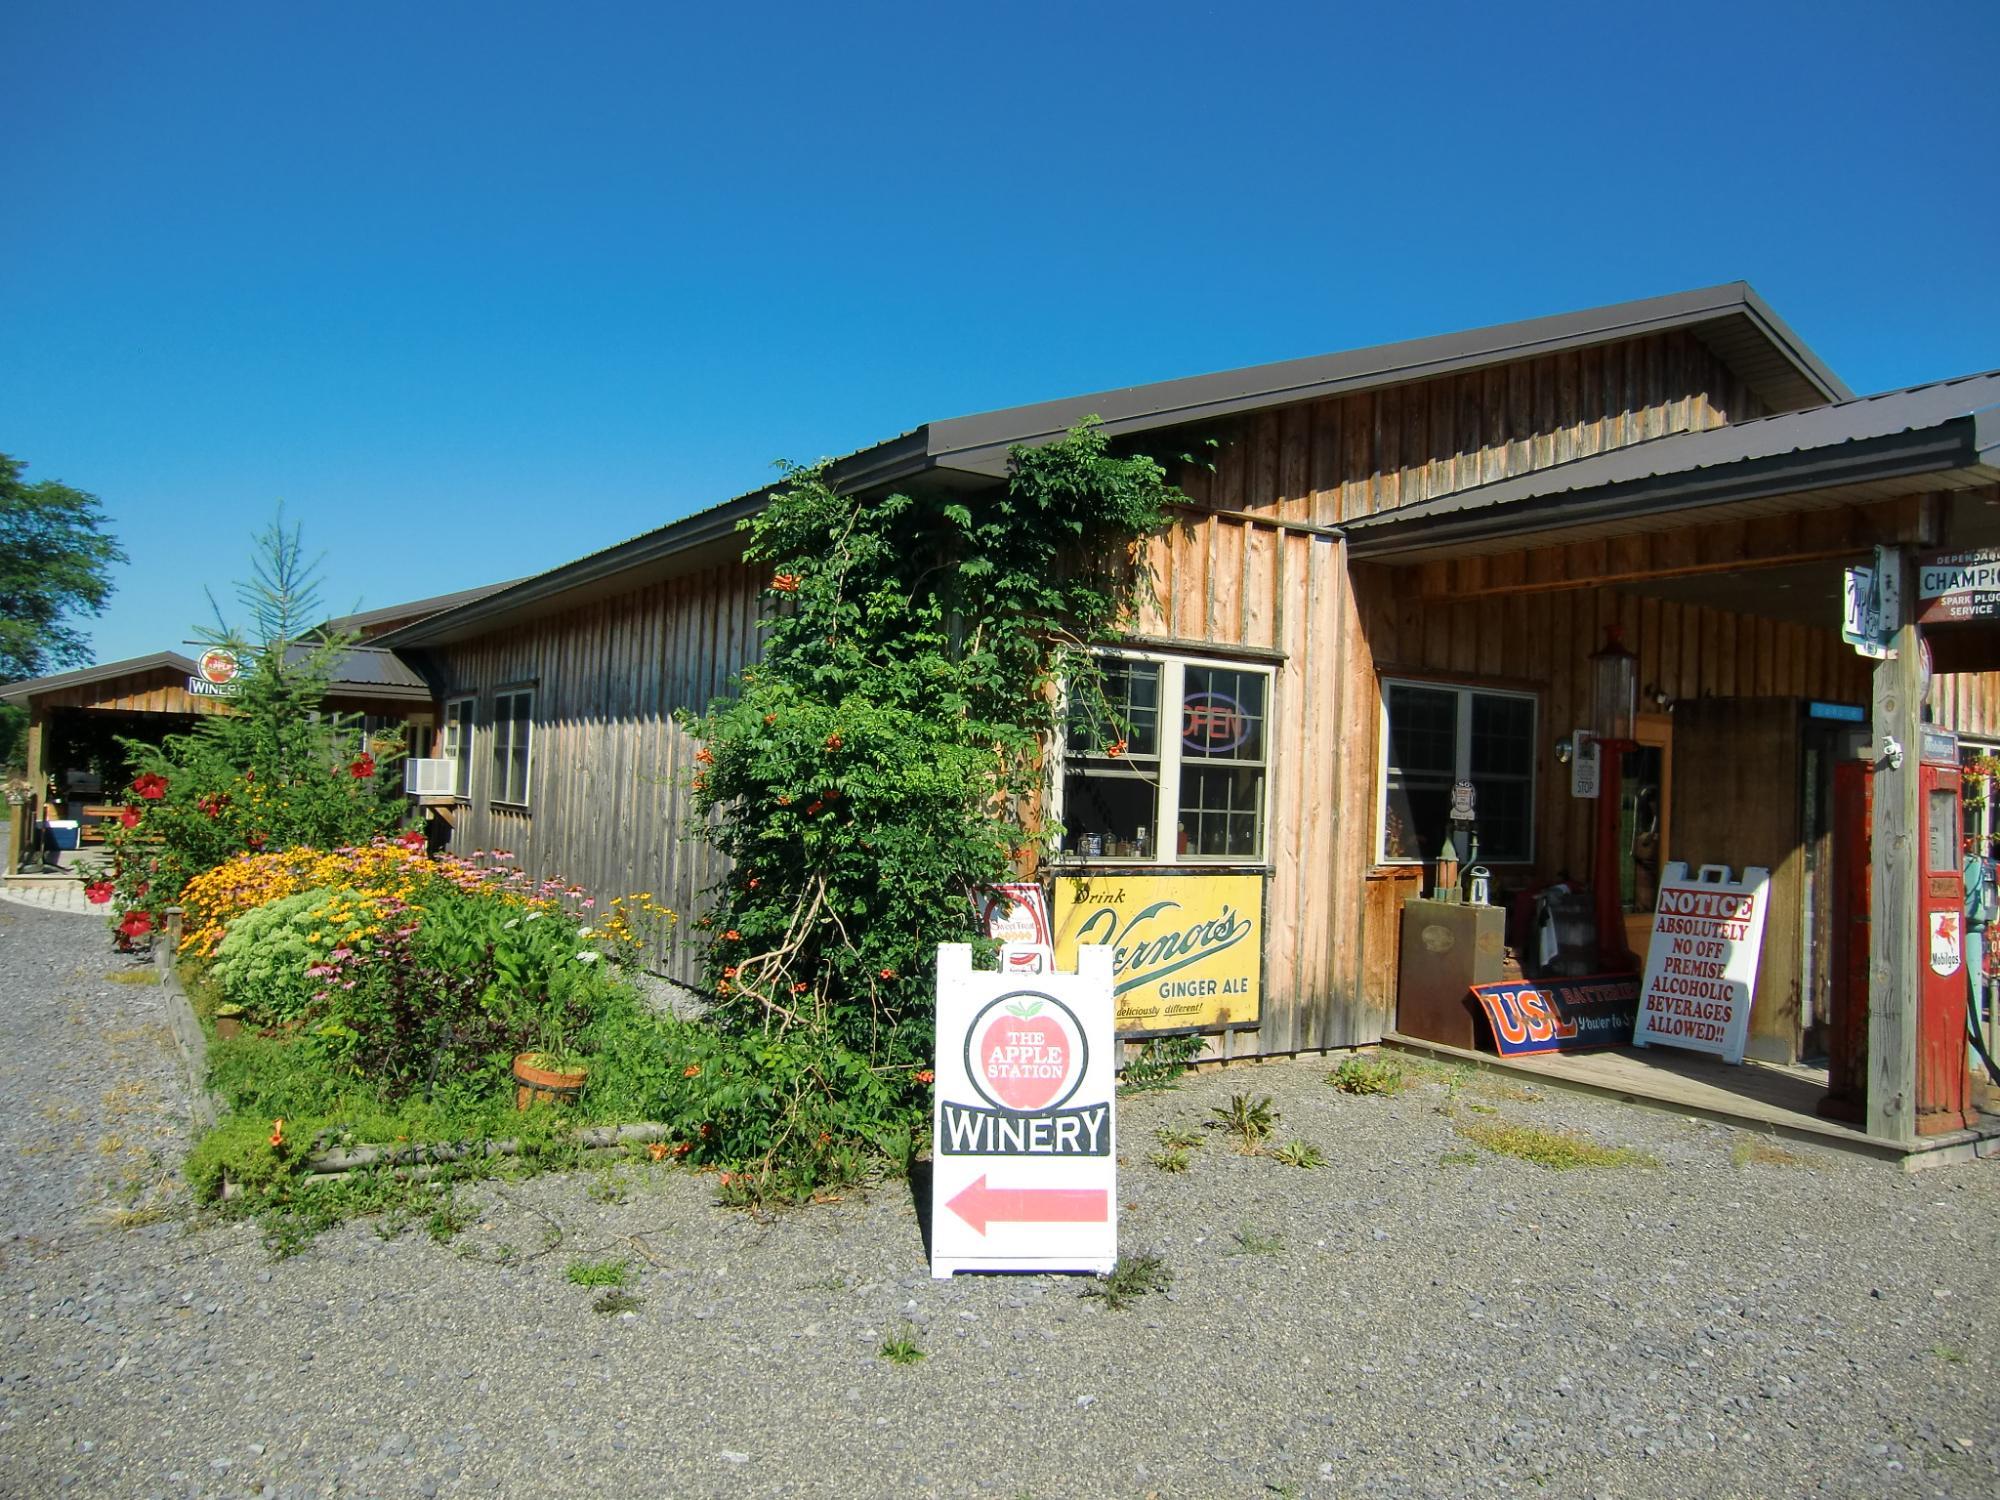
442 696 476 800
490 688 534 809
1054 647 1274 867
1377 677 1538 866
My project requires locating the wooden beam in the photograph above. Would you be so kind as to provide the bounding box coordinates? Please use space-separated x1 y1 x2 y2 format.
1867 547 1922 1145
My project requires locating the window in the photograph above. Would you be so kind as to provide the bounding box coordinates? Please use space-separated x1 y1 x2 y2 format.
1059 652 1271 863
442 697 475 798
490 689 533 807
1379 679 1536 864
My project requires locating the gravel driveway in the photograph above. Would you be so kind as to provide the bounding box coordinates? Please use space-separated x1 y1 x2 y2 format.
1 897 1995 1499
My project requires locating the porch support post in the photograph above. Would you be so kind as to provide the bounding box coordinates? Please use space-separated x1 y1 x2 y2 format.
16 716 44 870
1866 546 1923 1145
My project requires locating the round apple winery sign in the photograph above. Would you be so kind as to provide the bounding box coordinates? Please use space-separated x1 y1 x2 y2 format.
188 649 244 698
931 943 1116 1278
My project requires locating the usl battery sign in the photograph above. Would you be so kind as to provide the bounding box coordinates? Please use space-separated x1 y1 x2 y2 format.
931 943 1116 1277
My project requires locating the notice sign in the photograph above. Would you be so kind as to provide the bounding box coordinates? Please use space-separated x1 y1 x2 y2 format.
931 943 1116 1278
1917 546 2000 625
1471 974 1638 1056
187 647 243 699
1633 862 1770 1064
1052 872 1262 1035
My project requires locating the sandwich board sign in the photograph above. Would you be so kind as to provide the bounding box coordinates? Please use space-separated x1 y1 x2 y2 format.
1632 862 1770 1065
931 941 1116 1278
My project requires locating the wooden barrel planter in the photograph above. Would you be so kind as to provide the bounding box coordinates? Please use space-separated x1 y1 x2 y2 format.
512 1052 588 1110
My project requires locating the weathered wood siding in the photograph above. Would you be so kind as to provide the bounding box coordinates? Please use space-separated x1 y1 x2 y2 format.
1137 330 1767 1054
427 559 764 979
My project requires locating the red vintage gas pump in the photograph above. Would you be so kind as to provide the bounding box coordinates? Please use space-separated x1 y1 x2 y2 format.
1822 732 1975 1133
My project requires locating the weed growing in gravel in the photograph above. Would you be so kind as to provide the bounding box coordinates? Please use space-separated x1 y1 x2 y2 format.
593 1289 643 1315
426 1193 473 1244
879 1327 926 1364
1270 1141 1325 1169
1328 1055 1406 1095
1119 1033 1206 1094
1229 1225 1285 1256
586 1171 629 1205
1150 1146 1192 1173
1439 1148 1479 1167
1455 1120 1656 1170
565 1257 631 1288
1932 1344 1966 1364
1154 1125 1203 1151
1208 1094 1278 1153
103 969 161 986
1730 1136 1810 1169
1083 1252 1172 1309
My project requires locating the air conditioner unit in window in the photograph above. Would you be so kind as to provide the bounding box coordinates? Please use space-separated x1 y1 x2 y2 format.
403 758 456 797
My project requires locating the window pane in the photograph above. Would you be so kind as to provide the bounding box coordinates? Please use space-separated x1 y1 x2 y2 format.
1384 776 1452 863
1062 765 1158 857
1177 765 1265 859
1182 667 1265 763
1468 694 1533 779
1068 660 1161 758
1385 685 1457 779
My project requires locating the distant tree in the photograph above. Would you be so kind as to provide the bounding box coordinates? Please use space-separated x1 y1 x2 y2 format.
0 454 127 682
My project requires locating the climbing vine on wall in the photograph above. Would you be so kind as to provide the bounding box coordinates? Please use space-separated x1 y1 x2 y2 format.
684 419 1179 1106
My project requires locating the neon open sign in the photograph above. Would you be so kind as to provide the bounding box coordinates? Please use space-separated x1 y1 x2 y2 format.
1181 691 1249 754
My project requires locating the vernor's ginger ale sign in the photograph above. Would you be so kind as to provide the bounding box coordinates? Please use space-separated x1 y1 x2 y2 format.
931 943 1116 1278
1052 872 1263 1035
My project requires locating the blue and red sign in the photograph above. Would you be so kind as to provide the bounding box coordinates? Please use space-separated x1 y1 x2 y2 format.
1470 974 1639 1056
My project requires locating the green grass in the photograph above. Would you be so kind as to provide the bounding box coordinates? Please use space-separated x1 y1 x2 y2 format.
565 1257 631 1288
1208 1094 1278 1152
1328 1054 1406 1096
1082 1252 1173 1310
1150 1146 1192 1173
593 1289 643 1315
1153 1125 1203 1151
1730 1136 1810 1169
1228 1224 1285 1256
1270 1140 1325 1169
1455 1119 1656 1170
879 1326 926 1364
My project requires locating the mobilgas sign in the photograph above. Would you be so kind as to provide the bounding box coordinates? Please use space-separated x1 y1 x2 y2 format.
931 943 1117 1277
1470 974 1638 1056
1917 547 2000 625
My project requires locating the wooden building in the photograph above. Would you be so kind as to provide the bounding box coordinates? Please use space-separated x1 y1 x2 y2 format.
379 284 2000 1122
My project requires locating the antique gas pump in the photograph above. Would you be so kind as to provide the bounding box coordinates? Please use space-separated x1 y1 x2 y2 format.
1916 729 1975 1132
1822 729 1976 1133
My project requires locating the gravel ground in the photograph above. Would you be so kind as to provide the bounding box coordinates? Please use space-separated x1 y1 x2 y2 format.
1 897 1996 1500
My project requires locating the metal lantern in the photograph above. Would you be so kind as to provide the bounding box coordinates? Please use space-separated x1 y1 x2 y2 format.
1589 627 1638 745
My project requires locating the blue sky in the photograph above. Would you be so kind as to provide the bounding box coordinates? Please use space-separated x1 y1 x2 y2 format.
4 1 1997 664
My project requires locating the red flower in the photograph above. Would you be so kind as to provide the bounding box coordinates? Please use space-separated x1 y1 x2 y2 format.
118 805 141 830
805 801 823 816
912 1069 935 1085
770 574 800 594
349 753 376 779
723 966 739 978
724 929 740 942
83 880 114 905
118 911 153 939
879 967 896 981
197 793 229 819
695 747 714 765
268 1118 285 1149
132 772 168 801
246 831 266 850
824 732 842 750
1105 739 1128 759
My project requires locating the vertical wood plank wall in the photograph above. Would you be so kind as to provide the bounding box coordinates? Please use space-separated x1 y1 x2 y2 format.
430 559 764 981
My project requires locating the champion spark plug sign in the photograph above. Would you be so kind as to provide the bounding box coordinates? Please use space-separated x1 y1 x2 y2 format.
931 942 1117 1278
1633 862 1770 1065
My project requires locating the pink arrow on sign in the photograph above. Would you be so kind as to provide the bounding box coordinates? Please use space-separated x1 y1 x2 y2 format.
945 1175 1108 1235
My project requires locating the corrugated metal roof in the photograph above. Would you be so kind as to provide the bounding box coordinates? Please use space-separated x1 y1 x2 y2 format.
0 652 199 704
1345 369 2000 556
383 282 1850 648
320 579 526 637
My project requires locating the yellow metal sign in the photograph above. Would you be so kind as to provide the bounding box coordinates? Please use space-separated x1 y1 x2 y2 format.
1052 873 1263 1034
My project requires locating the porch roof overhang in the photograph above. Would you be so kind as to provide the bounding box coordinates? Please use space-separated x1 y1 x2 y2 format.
1344 371 2000 563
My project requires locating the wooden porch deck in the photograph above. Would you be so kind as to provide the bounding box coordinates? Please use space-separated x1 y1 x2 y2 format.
1383 1032 2000 1169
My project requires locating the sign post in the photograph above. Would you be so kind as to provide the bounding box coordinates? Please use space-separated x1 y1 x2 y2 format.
1632 862 1770 1064
931 942 1117 1278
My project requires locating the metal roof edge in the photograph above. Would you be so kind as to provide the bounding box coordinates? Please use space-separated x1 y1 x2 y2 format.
1345 419 1981 560
0 651 201 704
923 282 1840 470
